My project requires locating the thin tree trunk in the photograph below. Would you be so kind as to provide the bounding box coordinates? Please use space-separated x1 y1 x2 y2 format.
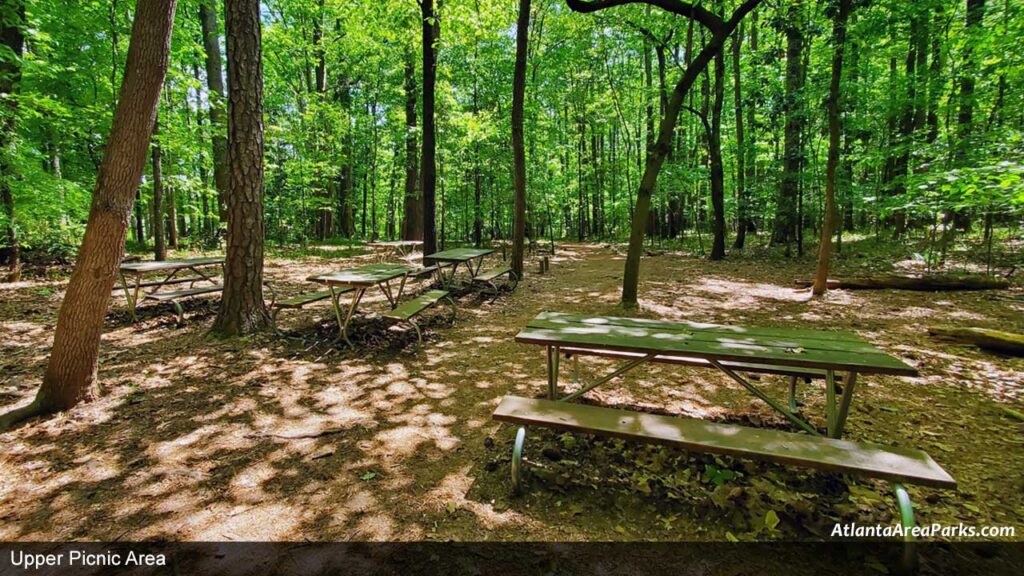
420 0 440 262
151 118 166 260
812 0 850 296
199 0 229 225
0 0 24 282
401 47 422 241
0 0 178 431
731 19 747 251
771 0 804 254
212 0 270 337
511 0 531 279
709 48 726 260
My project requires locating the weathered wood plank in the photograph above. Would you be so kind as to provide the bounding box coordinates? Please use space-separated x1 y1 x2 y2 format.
475 267 512 283
145 285 222 302
494 396 956 489
309 263 414 285
120 257 223 273
427 248 494 262
383 290 449 321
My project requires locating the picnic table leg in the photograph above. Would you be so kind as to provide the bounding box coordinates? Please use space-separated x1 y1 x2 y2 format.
546 345 560 399
893 483 918 574
331 285 364 348
120 272 140 321
825 370 838 437
788 376 799 412
710 360 821 436
511 426 527 493
832 371 859 438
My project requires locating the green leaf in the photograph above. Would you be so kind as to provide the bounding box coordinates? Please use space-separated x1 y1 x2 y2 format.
764 510 780 531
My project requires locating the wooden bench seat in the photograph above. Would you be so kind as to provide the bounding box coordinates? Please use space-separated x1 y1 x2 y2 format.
382 289 455 342
270 288 354 322
472 266 518 296
493 395 954 570
144 285 222 323
114 275 210 292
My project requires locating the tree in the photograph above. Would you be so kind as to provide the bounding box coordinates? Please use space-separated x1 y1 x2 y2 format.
0 0 24 282
0 0 178 431
420 0 440 261
151 117 167 260
211 0 271 336
198 0 229 224
709 44 726 260
771 0 804 254
402 46 422 241
567 0 765 307
730 18 748 251
511 0 531 279
812 0 851 296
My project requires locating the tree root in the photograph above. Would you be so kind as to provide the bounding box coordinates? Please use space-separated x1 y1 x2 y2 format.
0 397 54 433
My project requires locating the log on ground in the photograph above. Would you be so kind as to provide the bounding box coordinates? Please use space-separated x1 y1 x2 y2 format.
928 326 1024 357
794 275 1010 291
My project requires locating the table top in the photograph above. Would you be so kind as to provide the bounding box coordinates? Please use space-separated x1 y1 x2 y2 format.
515 312 918 376
120 257 223 274
309 263 415 285
368 241 423 248
427 248 495 262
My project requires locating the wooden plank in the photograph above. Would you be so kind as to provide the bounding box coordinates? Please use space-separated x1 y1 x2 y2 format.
427 248 494 262
559 346 827 379
516 325 917 376
474 267 512 282
534 311 865 345
120 257 223 273
145 285 222 302
111 276 209 291
274 290 350 309
528 315 882 356
493 396 956 489
309 263 413 285
383 290 449 321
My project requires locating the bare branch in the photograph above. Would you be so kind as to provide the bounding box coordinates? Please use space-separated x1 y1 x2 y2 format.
566 0 723 31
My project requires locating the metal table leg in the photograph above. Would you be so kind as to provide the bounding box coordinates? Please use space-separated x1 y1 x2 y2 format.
832 372 858 438
547 345 560 399
331 284 365 348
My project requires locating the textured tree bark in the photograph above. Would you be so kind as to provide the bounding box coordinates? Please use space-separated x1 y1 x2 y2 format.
401 47 422 241
0 0 25 282
211 0 270 337
709 48 726 260
567 0 765 306
730 19 747 251
0 0 177 432
770 0 804 253
812 0 850 296
420 0 440 262
151 118 166 260
511 0 531 279
199 0 229 224
795 275 1009 291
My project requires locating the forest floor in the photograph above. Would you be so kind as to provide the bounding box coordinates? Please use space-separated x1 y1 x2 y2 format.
1 240 1023 558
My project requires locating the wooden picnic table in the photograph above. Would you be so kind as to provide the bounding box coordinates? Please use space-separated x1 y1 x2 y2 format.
426 247 494 286
118 257 224 320
367 240 423 260
515 311 919 439
309 262 416 346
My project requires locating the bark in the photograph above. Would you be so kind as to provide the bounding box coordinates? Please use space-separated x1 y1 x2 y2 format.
151 118 166 260
313 0 332 239
730 19 746 251
708 48 726 260
420 0 439 262
0 0 24 282
199 0 229 224
812 0 850 296
511 0 531 279
335 79 355 236
401 47 422 241
795 275 1009 291
567 0 765 306
770 0 804 252
928 327 1024 357
0 0 177 432
211 0 270 337
956 0 985 150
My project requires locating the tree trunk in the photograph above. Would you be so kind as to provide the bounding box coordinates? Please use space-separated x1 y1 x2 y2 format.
511 0 531 279
929 327 1024 357
730 19 747 251
199 0 229 225
211 0 270 337
151 118 166 261
335 79 355 237
771 0 804 254
0 0 24 282
709 48 726 260
0 0 177 432
565 0 766 306
812 0 849 296
420 0 439 262
795 275 1009 291
401 47 422 241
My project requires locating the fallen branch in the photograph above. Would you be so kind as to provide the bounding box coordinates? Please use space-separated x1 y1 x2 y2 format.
245 428 347 440
794 275 1009 291
928 326 1024 357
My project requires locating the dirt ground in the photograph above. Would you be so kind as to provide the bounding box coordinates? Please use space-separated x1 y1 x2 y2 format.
1 242 1022 546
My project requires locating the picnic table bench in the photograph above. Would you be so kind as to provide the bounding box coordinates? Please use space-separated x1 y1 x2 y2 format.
382 289 455 343
426 248 494 286
493 312 948 569
309 263 416 347
367 240 423 261
118 257 224 322
471 266 518 296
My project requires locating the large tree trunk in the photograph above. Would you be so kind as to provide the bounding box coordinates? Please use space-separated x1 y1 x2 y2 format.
335 79 355 237
811 0 850 296
401 47 422 241
567 0 765 306
928 327 1024 357
0 0 177 431
198 0 229 225
151 118 167 260
795 275 1009 291
730 19 747 252
420 0 439 262
511 0 530 279
312 0 332 240
211 0 270 337
708 48 726 260
1 0 25 282
770 0 804 253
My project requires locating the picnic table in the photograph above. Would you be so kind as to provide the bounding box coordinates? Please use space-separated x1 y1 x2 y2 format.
367 240 423 260
426 247 494 286
118 257 224 321
309 262 416 346
515 311 919 439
